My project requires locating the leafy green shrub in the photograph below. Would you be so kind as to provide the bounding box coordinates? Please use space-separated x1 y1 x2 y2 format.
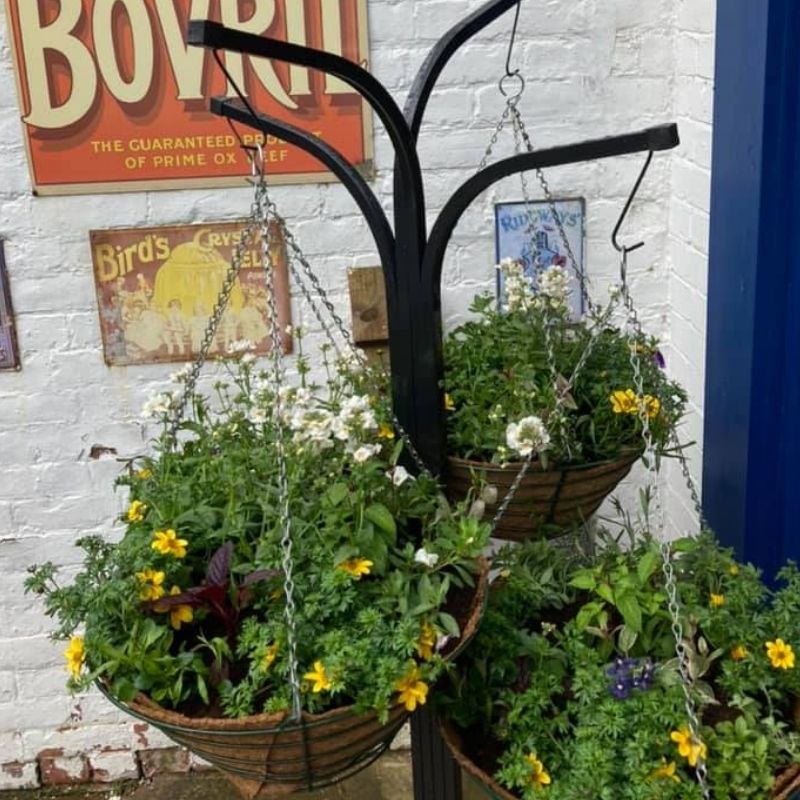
439 533 800 799
443 261 686 465
27 343 489 720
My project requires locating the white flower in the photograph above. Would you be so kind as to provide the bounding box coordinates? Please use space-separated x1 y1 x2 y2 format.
387 465 413 486
415 548 439 569
169 365 192 383
352 444 380 463
468 499 486 519
481 485 499 505
506 416 551 458
538 264 571 302
333 394 377 440
241 352 256 365
141 391 174 418
249 407 267 424
498 258 536 313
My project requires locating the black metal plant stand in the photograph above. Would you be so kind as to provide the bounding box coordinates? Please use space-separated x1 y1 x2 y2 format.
187 4 679 797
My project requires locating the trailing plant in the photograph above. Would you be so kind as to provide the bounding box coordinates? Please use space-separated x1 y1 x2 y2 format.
439 533 800 799
27 339 489 721
443 260 687 465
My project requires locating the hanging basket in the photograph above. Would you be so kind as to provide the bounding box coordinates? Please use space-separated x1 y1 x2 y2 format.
439 717 800 800
98 558 489 799
445 452 639 541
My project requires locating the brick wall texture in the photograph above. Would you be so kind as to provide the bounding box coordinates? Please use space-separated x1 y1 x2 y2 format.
0 0 715 787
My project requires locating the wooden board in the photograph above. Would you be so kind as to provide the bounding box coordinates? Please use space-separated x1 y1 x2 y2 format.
347 266 389 365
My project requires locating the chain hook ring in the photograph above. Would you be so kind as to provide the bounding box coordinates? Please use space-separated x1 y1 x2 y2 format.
499 71 525 101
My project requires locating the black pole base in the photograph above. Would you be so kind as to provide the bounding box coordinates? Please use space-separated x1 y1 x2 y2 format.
411 708 462 800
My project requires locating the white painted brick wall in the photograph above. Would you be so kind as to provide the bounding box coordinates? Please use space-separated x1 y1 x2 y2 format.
664 0 716 535
0 0 712 777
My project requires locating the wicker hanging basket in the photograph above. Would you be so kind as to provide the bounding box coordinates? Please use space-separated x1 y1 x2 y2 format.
98 559 489 799
439 718 800 800
445 452 639 541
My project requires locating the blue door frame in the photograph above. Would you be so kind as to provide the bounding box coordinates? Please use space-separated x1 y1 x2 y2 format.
704 0 800 577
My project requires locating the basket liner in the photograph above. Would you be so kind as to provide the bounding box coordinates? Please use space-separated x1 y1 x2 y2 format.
446 453 639 541
439 717 800 800
109 558 489 798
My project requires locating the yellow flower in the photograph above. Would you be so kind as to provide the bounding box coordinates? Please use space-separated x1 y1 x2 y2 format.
378 423 395 440
444 393 456 412
610 389 638 414
642 395 661 419
767 639 796 670
710 593 725 608
64 636 85 680
648 759 680 783
151 529 188 559
728 564 740 577
525 753 552 788
262 643 279 671
394 666 429 711
136 468 153 480
417 622 437 661
135 569 166 601
337 558 373 580
304 661 332 693
160 586 193 631
731 645 748 662
671 727 707 767
127 500 147 522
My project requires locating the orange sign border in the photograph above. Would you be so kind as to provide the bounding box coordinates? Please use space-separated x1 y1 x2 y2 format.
4 0 374 196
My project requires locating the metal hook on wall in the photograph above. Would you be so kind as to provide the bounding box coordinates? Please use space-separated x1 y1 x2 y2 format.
504 0 523 78
611 149 654 267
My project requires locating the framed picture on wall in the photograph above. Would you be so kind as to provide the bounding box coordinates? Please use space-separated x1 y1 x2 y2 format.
494 198 586 317
0 240 20 371
90 220 292 367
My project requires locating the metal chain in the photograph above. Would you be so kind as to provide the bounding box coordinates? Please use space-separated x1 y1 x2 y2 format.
671 428 707 529
490 454 533 530
621 253 705 534
165 210 259 447
623 252 711 798
661 542 713 798
509 102 593 312
255 178 303 722
488 47 710 793
477 88 621 528
478 102 514 170
263 200 432 478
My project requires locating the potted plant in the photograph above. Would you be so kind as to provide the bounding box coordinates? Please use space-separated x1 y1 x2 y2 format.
443 259 687 540
26 341 490 798
437 531 800 799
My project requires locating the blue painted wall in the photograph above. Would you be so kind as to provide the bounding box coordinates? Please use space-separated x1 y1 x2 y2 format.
704 0 800 577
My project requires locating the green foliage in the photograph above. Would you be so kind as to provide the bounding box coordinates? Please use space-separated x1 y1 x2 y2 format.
25 346 489 720
443 265 686 465
439 534 800 799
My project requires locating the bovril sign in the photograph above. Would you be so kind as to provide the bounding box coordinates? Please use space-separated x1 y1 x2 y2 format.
5 0 372 194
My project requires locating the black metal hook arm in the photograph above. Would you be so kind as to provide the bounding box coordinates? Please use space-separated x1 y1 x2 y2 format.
188 21 421 191
210 97 397 292
404 0 520 141
422 124 680 287
611 150 654 255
